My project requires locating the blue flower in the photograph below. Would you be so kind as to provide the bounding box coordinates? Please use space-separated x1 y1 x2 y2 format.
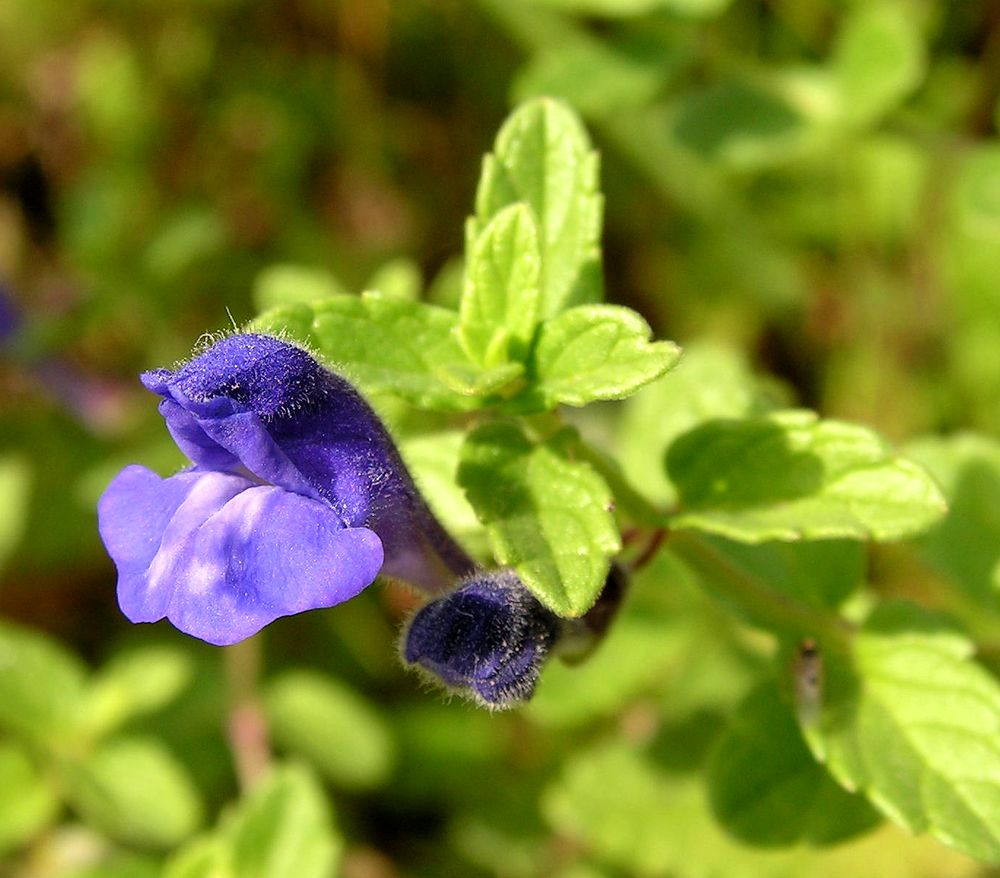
98 333 473 646
0 281 21 346
402 570 561 708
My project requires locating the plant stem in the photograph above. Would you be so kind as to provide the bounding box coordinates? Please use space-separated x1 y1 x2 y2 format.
225 636 270 792
572 438 670 528
667 529 855 653
570 435 849 649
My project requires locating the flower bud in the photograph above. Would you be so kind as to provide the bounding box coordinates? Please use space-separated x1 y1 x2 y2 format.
403 569 560 709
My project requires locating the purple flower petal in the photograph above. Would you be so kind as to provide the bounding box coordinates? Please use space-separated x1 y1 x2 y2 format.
98 465 384 645
141 334 473 592
98 465 208 608
155 397 243 472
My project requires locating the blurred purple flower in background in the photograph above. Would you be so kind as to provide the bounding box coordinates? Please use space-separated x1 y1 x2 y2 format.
0 281 23 345
0 279 130 433
98 333 474 646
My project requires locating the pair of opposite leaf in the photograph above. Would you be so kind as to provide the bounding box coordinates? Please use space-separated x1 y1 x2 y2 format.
98 333 619 707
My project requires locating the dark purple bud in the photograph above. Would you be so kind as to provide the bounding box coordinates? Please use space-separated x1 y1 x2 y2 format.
402 569 561 709
98 333 474 645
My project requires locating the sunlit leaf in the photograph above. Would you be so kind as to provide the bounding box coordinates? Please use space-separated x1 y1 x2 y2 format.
805 603 1000 863
473 98 603 316
832 4 925 128
66 736 203 849
668 411 947 542
0 743 59 854
0 455 30 572
907 434 1000 607
459 423 620 616
523 304 680 408
0 619 88 745
461 203 541 366
264 670 395 790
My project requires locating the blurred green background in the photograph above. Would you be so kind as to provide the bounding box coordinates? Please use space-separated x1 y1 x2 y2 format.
2 0 1000 875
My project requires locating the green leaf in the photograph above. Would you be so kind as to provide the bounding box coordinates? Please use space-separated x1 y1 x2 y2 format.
85 645 194 737
617 341 783 507
906 434 1000 607
524 304 680 408
709 682 881 847
542 742 686 874
144 208 227 284
256 293 481 411
952 146 1000 246
458 423 620 616
533 547 766 733
450 800 549 878
163 837 226 878
460 203 541 366
672 80 805 169
513 37 678 117
225 764 340 878
804 603 1000 863
704 537 866 611
473 98 603 316
164 764 340 878
541 741 802 878
436 360 526 399
252 263 348 312
65 736 203 849
947 146 1000 316
542 740 965 878
0 742 59 854
75 31 151 151
366 257 422 300
62 851 162 878
393 704 506 805
264 670 395 790
247 303 316 345
426 256 465 310
832 4 925 128
0 619 88 744
667 411 947 542
842 135 928 245
531 617 683 725
312 293 520 409
0 454 30 571
946 148 1000 429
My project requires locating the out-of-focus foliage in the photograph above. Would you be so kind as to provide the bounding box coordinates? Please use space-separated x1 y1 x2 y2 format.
4 0 1000 876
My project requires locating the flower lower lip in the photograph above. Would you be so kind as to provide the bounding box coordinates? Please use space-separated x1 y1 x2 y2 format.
99 465 384 646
